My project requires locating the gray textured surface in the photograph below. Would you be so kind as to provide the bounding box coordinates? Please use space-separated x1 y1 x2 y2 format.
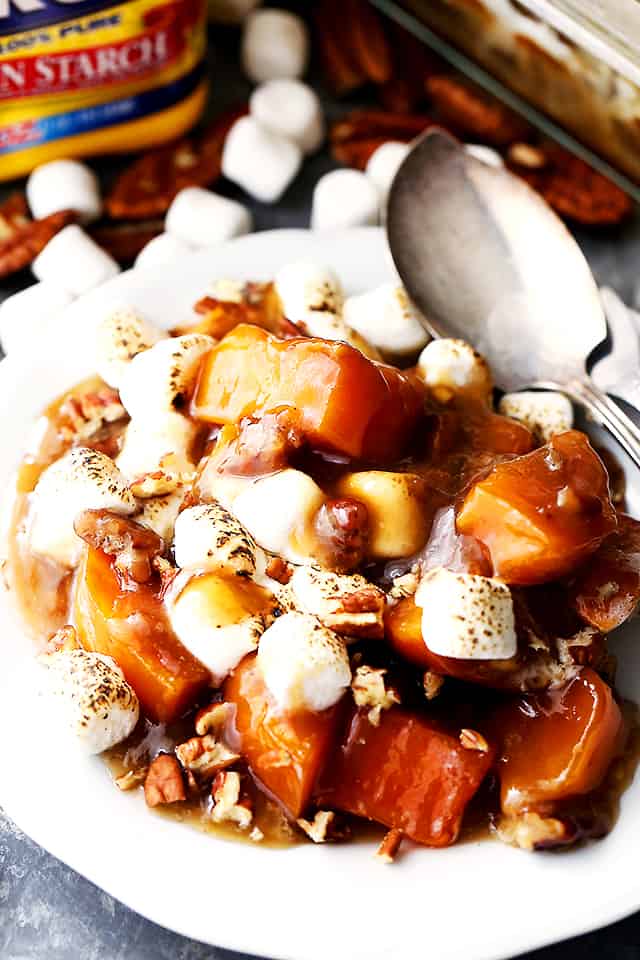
2 18 640 960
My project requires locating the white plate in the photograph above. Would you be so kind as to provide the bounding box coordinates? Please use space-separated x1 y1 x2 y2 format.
1 228 639 960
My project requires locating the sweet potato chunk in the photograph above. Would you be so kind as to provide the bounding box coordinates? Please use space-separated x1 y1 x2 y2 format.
74 548 210 723
457 431 616 584
571 515 640 631
492 668 623 815
224 655 343 819
191 323 425 460
317 707 494 846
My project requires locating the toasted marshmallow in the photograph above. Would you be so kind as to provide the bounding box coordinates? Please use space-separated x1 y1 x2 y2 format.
39 649 139 753
32 225 120 296
415 567 517 660
365 141 410 216
116 412 198 479
137 492 184 542
417 338 492 403
257 612 351 713
167 571 276 685
232 469 325 564
95 307 165 388
118 333 213 421
174 502 259 577
208 277 246 303
275 260 343 325
250 79 324 154
208 0 261 23
222 116 302 203
0 282 74 355
165 187 252 247
465 144 504 168
311 169 379 230
27 159 102 224
343 283 428 359
29 448 135 567
289 567 385 639
241 9 309 83
135 232 194 269
498 391 573 444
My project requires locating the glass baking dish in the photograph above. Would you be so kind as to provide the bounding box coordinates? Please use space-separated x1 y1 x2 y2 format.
369 0 640 200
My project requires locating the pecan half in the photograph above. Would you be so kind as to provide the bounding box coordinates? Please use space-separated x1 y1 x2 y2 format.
89 219 164 264
0 192 29 241
426 75 530 145
0 209 76 278
343 0 393 86
144 754 186 807
314 0 366 96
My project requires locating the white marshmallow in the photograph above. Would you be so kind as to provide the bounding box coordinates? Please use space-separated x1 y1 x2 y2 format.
498 391 573 445
39 649 139 754
32 225 120 296
165 187 252 247
257 612 351 713
208 0 261 23
174 502 259 577
222 116 302 203
95 307 165 389
135 232 194 270
275 260 343 327
29 447 136 567
250 80 324 154
311 169 379 231
343 283 428 359
232 469 325 564
415 567 517 661
417 338 492 403
465 144 504 168
117 412 198 479
288 566 385 639
136 492 184 542
241 9 309 83
0 282 73 355
118 333 213 421
365 141 410 216
27 159 102 224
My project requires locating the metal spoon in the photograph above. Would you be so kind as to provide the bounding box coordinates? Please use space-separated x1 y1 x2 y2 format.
387 129 640 468
592 286 640 410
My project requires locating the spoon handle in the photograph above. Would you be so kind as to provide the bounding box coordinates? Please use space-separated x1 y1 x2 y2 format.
568 376 640 470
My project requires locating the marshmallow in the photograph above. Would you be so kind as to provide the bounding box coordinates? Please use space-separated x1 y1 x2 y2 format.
135 232 194 270
222 116 302 203
29 447 136 567
136 492 184 542
39 649 139 754
95 307 165 389
275 260 343 325
343 283 428 359
117 412 199 479
208 0 261 23
365 141 410 215
311 170 379 231
257 612 351 713
174 502 259 577
27 159 102 224
0 282 74 355
498 391 573 444
288 566 385 639
32 225 120 296
465 144 504 168
118 333 213 421
165 187 252 247
417 338 493 403
241 9 309 83
250 80 324 154
415 567 517 661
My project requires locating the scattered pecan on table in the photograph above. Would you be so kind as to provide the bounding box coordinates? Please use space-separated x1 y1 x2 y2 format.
0 208 76 279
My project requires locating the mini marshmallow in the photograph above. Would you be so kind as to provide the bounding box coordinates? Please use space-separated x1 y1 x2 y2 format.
257 612 351 713
208 0 261 23
417 338 492 403
137 492 184 542
311 170 379 231
117 412 199 479
118 333 213 421
135 232 194 269
32 225 120 296
0 282 73 355
174 502 259 577
465 144 504 168
250 80 324 154
365 141 410 215
498 391 573 444
288 566 385 639
222 116 302 203
95 307 165 388
165 187 252 247
241 8 309 83
275 260 343 324
343 283 428 359
27 159 102 224
416 567 517 661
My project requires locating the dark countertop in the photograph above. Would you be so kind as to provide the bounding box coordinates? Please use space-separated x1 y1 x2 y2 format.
2 21 640 960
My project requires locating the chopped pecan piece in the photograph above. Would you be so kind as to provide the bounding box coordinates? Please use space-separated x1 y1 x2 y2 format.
423 671 444 700
297 810 349 843
426 75 530 145
210 771 253 829
144 754 186 807
58 387 126 443
74 509 164 584
115 767 148 791
352 666 400 726
44 624 79 654
375 828 403 864
313 497 370 573
459 728 490 753
265 555 293 585
0 209 76 278
175 735 239 783
195 701 233 736
495 812 576 851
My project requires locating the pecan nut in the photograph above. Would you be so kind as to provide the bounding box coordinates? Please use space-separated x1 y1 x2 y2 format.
144 754 186 807
0 192 29 241
0 209 76 279
426 75 530 145
74 509 164 583
89 219 164 264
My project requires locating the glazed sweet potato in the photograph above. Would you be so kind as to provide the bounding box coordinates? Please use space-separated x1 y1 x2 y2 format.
74 548 210 723
457 431 617 584
224 655 343 819
317 707 494 846
571 515 640 631
191 323 425 461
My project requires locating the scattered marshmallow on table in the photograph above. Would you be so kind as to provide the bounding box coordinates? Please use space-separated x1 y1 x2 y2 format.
365 141 410 214
135 232 194 269
208 0 261 23
465 144 504 168
311 170 379 230
32 225 120 296
165 187 252 247
95 306 165 389
250 80 324 154
343 283 428 359
222 116 302 203
27 159 102 224
241 8 309 83
0 282 73 355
